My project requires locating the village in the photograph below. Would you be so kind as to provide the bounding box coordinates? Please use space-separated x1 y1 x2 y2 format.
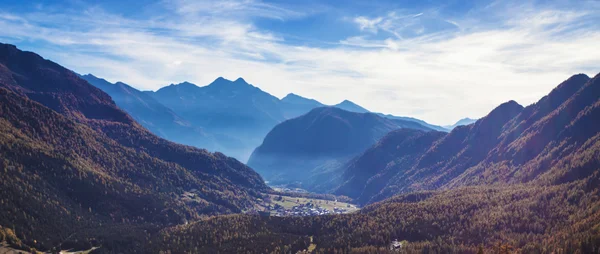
261 194 358 217
268 201 352 217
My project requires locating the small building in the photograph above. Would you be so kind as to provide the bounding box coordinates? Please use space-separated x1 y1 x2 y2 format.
390 239 402 251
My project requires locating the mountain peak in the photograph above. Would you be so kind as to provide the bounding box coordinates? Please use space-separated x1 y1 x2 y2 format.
283 93 300 99
176 81 196 87
281 93 319 103
474 100 523 130
456 117 477 124
281 93 302 102
334 100 369 113
444 117 478 130
234 77 248 84
492 100 523 114
545 73 590 102
82 73 98 79
205 77 230 87
82 73 110 83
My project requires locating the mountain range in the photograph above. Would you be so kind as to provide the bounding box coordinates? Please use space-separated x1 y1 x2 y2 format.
82 75 447 161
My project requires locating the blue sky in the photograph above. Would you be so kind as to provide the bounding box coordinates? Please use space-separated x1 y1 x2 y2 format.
1 0 599 125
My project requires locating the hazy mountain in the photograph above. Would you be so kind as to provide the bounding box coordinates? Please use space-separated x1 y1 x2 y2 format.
282 95 448 131
378 113 449 132
333 99 369 113
279 93 325 119
443 117 477 130
335 73 598 205
247 107 433 191
145 77 285 161
333 99 447 131
102 80 442 161
0 43 268 251
81 74 223 151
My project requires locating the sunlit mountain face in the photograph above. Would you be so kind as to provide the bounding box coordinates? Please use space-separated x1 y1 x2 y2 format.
1 0 600 253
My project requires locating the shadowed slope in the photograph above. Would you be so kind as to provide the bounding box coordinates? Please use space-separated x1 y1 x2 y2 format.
336 74 598 205
248 107 429 191
0 43 268 252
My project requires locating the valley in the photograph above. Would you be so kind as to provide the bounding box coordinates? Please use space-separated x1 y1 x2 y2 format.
1 30 599 253
259 194 359 217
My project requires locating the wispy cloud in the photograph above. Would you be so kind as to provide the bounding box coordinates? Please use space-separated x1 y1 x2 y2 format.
169 0 307 21
0 0 598 125
354 16 384 33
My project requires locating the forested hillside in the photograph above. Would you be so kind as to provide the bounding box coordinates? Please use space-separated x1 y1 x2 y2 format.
154 173 600 253
336 74 599 205
0 43 268 252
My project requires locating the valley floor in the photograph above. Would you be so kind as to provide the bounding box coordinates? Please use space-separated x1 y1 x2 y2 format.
263 194 359 216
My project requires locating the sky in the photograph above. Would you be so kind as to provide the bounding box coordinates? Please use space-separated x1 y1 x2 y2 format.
0 0 599 125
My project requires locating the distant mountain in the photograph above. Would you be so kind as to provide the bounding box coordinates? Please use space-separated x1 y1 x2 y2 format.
280 93 325 119
84 75 448 163
81 74 223 151
378 113 449 132
443 117 477 130
333 99 369 113
145 78 286 161
80 75 446 162
0 43 268 251
334 99 447 131
121 81 443 161
335 73 598 205
247 107 433 191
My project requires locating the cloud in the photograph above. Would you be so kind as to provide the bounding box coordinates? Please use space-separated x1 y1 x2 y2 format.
169 0 307 21
354 16 384 33
0 0 598 126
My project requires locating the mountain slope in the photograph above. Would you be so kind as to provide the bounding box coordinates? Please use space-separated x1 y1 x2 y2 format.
335 129 446 200
279 93 325 119
0 43 268 252
335 73 598 205
333 99 369 113
331 99 448 131
443 117 477 130
81 74 221 151
247 107 431 191
377 113 449 132
146 78 285 161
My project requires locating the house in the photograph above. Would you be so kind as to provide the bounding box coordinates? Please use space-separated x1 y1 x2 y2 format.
390 239 402 251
